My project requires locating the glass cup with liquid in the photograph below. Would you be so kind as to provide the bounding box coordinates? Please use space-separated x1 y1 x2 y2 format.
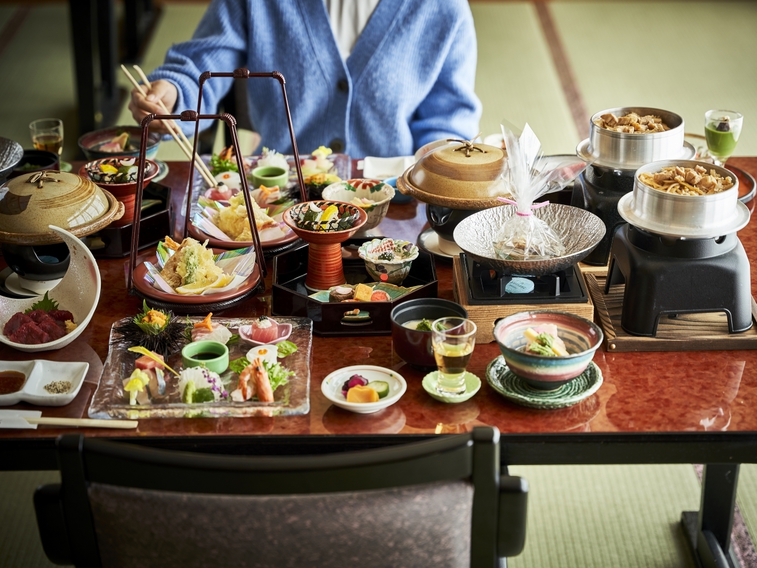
704 110 743 166
29 118 64 156
431 317 477 396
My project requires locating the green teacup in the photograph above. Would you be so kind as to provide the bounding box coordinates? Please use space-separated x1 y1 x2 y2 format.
181 340 229 375
252 165 289 189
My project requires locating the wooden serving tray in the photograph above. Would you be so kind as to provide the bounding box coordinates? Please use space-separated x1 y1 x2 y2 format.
585 273 757 352
452 256 594 344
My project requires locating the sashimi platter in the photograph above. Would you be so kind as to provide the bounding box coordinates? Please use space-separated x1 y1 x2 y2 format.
89 302 312 419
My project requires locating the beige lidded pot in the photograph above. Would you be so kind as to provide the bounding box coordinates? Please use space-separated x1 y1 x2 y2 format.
0 170 123 245
617 160 750 239
397 139 508 209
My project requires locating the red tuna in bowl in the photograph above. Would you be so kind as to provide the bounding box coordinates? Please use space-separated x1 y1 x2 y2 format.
493 310 603 390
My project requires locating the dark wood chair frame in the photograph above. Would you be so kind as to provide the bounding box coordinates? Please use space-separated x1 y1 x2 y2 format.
34 426 528 568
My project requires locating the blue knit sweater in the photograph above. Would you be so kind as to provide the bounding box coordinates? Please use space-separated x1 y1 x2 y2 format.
149 0 482 157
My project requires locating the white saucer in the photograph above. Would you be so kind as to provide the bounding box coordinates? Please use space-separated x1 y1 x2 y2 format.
576 139 696 171
4 273 56 297
417 228 461 260
617 192 751 239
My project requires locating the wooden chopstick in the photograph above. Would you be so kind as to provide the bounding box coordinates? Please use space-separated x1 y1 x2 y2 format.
24 417 139 429
120 64 217 188
132 64 219 188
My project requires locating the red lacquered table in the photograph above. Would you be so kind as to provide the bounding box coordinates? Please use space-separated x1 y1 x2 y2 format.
2 157 757 568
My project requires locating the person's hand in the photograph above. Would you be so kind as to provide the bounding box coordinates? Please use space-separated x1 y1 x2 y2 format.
128 79 178 135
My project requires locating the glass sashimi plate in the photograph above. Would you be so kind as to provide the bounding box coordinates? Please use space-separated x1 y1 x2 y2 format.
189 152 352 249
88 316 312 419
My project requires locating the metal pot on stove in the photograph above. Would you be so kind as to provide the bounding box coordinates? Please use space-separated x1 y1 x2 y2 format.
618 160 750 238
575 107 696 265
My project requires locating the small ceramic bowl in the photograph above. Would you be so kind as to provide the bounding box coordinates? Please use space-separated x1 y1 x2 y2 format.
83 157 158 186
321 365 407 414
9 150 59 179
78 126 161 161
493 310 603 390
321 179 395 232
358 238 419 285
181 340 229 375
390 298 468 370
251 165 289 189
283 200 364 234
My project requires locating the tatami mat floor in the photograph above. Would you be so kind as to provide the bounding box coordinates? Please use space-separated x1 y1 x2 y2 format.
1 2 757 567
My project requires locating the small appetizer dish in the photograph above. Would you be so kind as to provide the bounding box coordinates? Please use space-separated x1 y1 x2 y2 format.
493 310 603 390
321 178 395 234
77 125 161 160
238 316 293 346
321 365 407 414
0 359 88 406
358 238 419 285
82 157 159 187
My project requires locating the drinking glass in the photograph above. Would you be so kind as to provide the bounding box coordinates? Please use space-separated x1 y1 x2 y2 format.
431 317 477 395
704 110 743 166
29 118 64 156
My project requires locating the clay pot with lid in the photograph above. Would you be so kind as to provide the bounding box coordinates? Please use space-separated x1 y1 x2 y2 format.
0 170 124 245
397 138 509 209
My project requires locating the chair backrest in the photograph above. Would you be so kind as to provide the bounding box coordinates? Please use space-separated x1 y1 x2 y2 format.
34 427 527 568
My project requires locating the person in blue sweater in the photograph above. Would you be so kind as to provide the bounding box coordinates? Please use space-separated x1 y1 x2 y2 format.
128 0 482 158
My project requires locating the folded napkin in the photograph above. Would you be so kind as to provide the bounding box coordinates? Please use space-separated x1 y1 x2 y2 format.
362 156 415 180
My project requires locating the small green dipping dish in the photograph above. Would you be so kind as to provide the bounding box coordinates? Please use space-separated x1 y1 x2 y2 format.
181 340 229 375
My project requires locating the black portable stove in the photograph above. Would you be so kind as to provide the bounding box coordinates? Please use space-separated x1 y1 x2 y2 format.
573 164 635 266
605 224 752 337
460 253 588 305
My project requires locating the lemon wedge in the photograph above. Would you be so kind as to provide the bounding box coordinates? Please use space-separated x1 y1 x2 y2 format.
175 273 234 295
100 164 119 174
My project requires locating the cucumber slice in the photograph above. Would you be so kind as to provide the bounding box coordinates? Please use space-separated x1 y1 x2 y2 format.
367 380 390 399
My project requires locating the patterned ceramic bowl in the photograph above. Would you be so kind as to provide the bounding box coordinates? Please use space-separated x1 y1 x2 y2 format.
284 200 363 233
82 157 159 187
321 179 395 232
493 310 603 390
358 238 419 285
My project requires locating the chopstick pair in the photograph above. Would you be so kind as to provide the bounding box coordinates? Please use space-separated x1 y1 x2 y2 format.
120 64 218 188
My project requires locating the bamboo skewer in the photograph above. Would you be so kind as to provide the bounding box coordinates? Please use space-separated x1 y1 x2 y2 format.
120 64 217 188
24 417 139 429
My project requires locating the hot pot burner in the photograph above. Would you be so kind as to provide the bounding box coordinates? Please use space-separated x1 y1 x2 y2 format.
573 164 635 266
605 224 752 337
460 253 588 305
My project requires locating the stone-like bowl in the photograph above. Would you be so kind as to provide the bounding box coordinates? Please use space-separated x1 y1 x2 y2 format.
453 203 606 276
358 238 419 285
0 137 23 183
322 178 395 232
390 298 468 370
78 126 161 161
493 310 603 390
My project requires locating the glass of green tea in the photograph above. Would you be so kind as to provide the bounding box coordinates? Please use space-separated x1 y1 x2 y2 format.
431 317 477 395
704 110 743 166
29 118 64 156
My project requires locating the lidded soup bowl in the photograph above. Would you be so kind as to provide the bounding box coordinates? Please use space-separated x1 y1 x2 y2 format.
617 160 749 239
0 170 123 245
397 138 508 209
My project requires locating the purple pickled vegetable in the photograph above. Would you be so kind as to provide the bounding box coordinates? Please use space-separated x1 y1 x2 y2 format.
341 373 369 397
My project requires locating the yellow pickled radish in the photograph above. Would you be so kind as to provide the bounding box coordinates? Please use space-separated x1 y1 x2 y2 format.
346 385 380 403
100 164 118 174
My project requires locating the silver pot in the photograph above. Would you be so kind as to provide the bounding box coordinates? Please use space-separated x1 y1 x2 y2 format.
577 107 691 171
617 160 750 238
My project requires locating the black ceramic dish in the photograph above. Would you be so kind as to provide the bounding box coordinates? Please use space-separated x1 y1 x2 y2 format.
390 298 468 370
8 150 59 179
2 242 70 281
